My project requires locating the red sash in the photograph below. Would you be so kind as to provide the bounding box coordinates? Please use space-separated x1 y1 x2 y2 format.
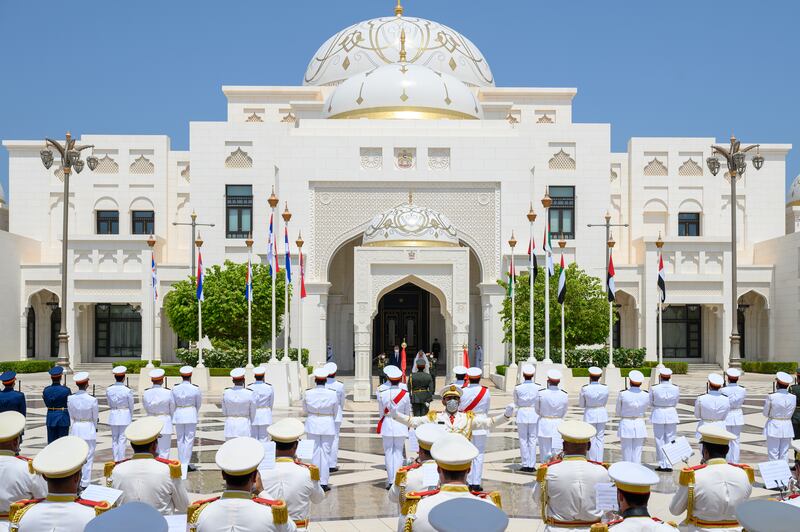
376 388 407 434
462 386 488 412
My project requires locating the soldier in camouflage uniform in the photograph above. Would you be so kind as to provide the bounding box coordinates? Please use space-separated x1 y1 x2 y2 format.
408 358 435 416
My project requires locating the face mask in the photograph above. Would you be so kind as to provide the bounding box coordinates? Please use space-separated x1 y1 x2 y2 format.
445 399 459 413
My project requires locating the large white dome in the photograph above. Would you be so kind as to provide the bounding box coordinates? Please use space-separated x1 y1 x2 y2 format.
304 13 494 88
363 202 460 247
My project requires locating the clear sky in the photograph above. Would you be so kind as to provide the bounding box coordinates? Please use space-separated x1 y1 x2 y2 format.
1 0 797 198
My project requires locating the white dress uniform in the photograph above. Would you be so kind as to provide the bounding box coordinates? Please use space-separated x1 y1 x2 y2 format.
461 375 491 487
0 450 46 521
514 376 542 468
378 379 411 485
248 379 274 442
615 385 649 464
325 375 345 468
171 379 202 475
258 457 325 527
649 380 680 469
67 388 98 488
222 384 256 440
400 484 499 532
694 390 730 439
303 374 340 487
106 377 134 463
720 382 746 463
536 384 569 461
109 454 190 515
142 382 176 458
605 461 674 531
579 381 609 463
388 459 438 505
533 456 610 531
763 387 797 460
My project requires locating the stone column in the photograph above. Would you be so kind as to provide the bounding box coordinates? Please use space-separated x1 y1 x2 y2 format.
353 322 372 401
304 282 330 368
19 310 27 361
478 283 505 374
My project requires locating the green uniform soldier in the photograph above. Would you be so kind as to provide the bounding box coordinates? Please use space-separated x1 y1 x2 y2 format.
788 367 800 439
408 359 435 416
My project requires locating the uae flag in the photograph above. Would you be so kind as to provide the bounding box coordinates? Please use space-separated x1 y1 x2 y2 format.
544 224 554 276
657 253 666 303
557 254 567 304
507 254 515 297
527 235 538 283
607 253 616 302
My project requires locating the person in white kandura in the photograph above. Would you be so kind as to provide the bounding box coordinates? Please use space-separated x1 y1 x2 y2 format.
172 366 202 476
106 365 134 463
388 423 447 508
377 365 411 489
615 370 649 464
248 366 274 443
721 368 747 464
536 370 569 462
763 371 797 461
67 371 98 489
303 367 339 491
694 373 730 439
142 368 176 459
222 368 255 441
514 364 541 472
579 366 609 464
324 362 345 472
0 411 46 524
649 367 679 472
461 366 491 491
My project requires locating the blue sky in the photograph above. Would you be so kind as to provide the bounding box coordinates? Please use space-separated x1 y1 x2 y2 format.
1 0 797 197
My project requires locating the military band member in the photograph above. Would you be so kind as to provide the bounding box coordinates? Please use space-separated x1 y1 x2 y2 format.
616 370 649 464
10 436 111 532
324 362 345 472
0 371 25 417
592 462 675 531
649 368 679 472
0 411 45 523
720 368 747 463
514 364 541 472
537 370 569 462
43 366 71 443
105 417 189 515
694 373 730 441
259 418 326 528
223 368 255 440
303 367 339 491
143 368 175 458
669 425 753 532
106 366 134 462
462 367 491 491
187 437 295 532
389 423 447 507
534 420 610 531
377 365 410 488
67 372 98 490
763 371 797 461
249 366 274 443
400 433 501 531
787 368 800 440
172 366 202 476
580 366 610 464
409 357 435 417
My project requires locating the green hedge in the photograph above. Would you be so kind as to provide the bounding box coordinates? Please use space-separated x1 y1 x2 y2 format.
118 359 162 374
643 361 688 374
0 360 56 373
511 346 646 368
571 367 652 378
741 361 798 374
495 365 507 376
175 347 309 369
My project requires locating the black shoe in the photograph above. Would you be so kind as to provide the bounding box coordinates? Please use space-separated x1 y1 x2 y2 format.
321 485 331 492
187 464 197 472
385 484 392 490
329 467 339 473
474 485 483 492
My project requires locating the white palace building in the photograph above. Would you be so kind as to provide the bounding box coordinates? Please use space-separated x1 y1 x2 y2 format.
2 5 800 398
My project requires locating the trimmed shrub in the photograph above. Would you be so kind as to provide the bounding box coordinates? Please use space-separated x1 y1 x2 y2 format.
572 367 652 378
643 361 688 374
741 361 797 374
495 365 507 376
565 348 646 368
118 359 161 374
0 360 56 373
174 347 309 369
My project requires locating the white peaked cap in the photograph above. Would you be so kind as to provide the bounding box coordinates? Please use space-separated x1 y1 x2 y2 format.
707 373 724 386
415 423 448 450
125 417 164 445
558 420 596 443
230 368 246 379
698 424 737 445
179 366 193 376
0 411 25 442
431 433 479 470
588 366 603 377
33 435 88 478
112 366 127 375
324 362 337 375
659 367 673 377
384 365 402 379
313 367 330 379
608 461 659 492
253 366 266 376
467 367 482 378
268 418 305 443
628 370 644 384
736 499 800 532
777 371 793 385
453 365 467 375
521 364 535 376
73 371 90 384
215 437 264 475
547 369 562 381
149 368 165 379
726 368 741 378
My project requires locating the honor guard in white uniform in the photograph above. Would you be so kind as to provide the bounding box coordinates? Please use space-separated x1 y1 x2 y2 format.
259 419 325 528
452 365 468 388
377 365 411 488
106 366 134 462
649 368 679 472
536 370 569 462
249 366 274 443
324 362 345 472
615 371 649 464
534 420 610 531
596 462 675 531
84 501 169 532
105 417 189 515
171 366 202 477
763 371 797 460
67 372 98 489
10 436 111 532
0 412 46 524
579 367 610 464
303 368 339 490
694 373 730 440
461 367 491 491
143 368 175 458
399 434 501 532
389 423 447 507
514 364 542 472
669 425 753 532
188 437 296 532
223 368 255 440
720 368 746 463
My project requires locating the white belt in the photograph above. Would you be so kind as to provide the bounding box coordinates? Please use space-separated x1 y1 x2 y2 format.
176 405 196 409
309 412 334 416
225 415 250 419
256 407 272 410
769 416 792 420
653 405 676 409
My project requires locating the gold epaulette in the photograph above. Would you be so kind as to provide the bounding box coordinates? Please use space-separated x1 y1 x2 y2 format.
9 499 42 524
187 497 219 524
395 468 407 486
104 461 116 478
731 463 755 484
76 498 111 516
253 497 288 525
679 467 697 486
488 490 502 509
427 410 438 422
590 524 608 532
536 464 548 482
666 521 678 528
307 464 320 482
155 457 182 479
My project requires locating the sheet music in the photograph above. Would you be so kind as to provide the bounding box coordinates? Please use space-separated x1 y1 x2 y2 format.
663 436 693 466
758 460 792 490
595 482 619 511
79 484 124 506
296 439 315 461
422 462 439 488
259 441 277 470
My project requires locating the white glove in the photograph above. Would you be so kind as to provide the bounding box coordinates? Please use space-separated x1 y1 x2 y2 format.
504 404 515 418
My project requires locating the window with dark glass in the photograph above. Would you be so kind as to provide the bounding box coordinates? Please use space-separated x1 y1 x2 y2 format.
96 210 119 235
131 210 154 235
660 305 701 358
548 186 575 240
226 185 253 238
94 304 142 357
26 307 35 358
678 212 700 236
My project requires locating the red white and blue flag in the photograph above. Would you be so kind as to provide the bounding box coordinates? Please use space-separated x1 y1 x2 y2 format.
283 227 292 283
607 253 616 302
299 249 307 299
267 213 279 276
196 251 204 302
151 251 159 303
657 253 666 303
245 255 253 302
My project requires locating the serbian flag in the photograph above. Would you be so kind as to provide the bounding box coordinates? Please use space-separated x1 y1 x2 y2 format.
544 223 554 276
151 251 159 303
267 213 280 276
299 249 307 299
283 227 292 283
657 253 666 303
196 251 204 302
557 253 567 304
463 345 470 368
245 255 253 302
527 235 538 283
400 343 407 383
506 253 515 297
607 253 616 302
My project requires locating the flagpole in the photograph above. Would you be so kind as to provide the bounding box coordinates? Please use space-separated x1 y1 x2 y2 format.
282 203 292 363
656 234 665 369
541 191 553 364
508 232 518 369
147 235 157 369
558 240 566 365
527 205 536 364
196 234 204 368
607 233 615 368
268 188 279 364
246 234 254 369
296 232 305 375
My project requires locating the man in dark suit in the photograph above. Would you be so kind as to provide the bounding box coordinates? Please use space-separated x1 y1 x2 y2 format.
42 366 71 442
0 371 26 416
389 345 401 368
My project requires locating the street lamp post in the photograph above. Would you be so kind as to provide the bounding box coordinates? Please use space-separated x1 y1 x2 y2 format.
527 204 537 364
541 191 552 364
147 235 157 368
558 239 567 365
39 132 98 372
282 203 292 363
706 136 764 367
508 232 517 369
172 211 214 276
